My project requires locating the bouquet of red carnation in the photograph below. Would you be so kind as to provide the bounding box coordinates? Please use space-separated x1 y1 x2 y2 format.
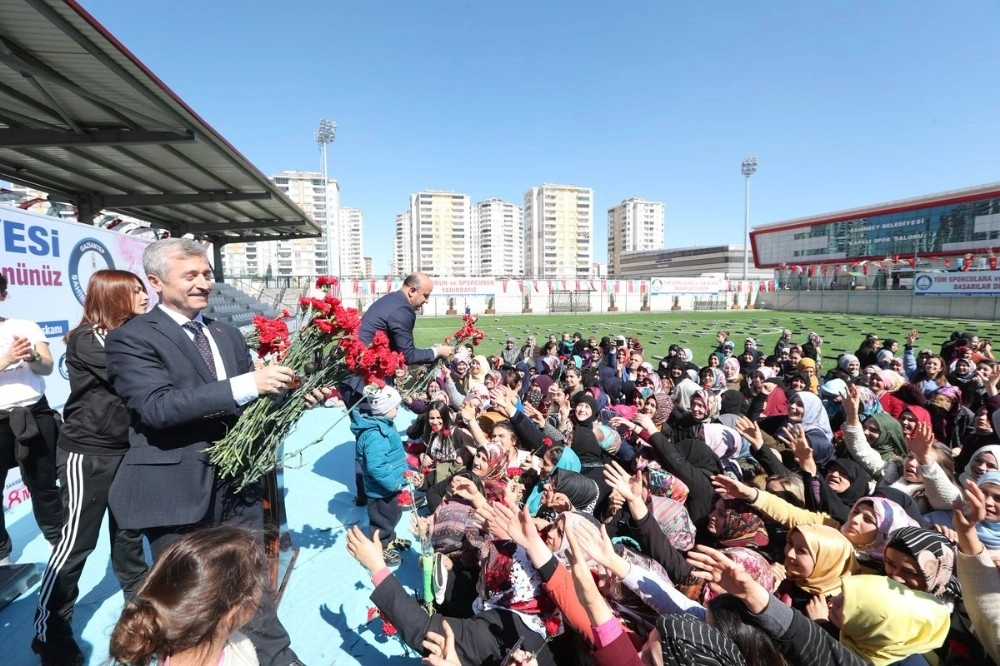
399 314 487 399
206 276 405 491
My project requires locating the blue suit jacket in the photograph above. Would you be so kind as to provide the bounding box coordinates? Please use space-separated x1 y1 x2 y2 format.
105 307 252 530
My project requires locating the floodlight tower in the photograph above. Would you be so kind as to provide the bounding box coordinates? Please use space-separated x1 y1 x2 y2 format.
315 118 338 275
741 156 758 280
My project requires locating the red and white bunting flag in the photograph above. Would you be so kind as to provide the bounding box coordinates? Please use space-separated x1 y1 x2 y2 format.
601 280 607 293
768 281 775 291
385 277 393 292
352 279 359 294
576 280 581 291
628 280 634 293
501 278 508 292
369 279 376 293
614 281 620 294
561 279 567 290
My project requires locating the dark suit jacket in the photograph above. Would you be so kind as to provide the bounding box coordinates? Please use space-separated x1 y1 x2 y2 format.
106 307 252 530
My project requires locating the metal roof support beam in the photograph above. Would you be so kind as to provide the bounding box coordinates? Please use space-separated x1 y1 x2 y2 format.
210 236 227 282
0 128 195 148
189 220 309 233
0 39 186 133
65 191 273 208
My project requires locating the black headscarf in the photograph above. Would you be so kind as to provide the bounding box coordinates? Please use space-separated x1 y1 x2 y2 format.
818 458 870 522
552 469 599 513
675 438 723 476
570 393 604 465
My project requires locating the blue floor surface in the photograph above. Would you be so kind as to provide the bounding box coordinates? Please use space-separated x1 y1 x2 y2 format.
0 407 424 665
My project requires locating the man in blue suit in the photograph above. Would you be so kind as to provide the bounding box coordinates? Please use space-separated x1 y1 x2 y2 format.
106 238 302 666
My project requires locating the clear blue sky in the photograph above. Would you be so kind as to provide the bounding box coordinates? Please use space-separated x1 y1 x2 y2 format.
83 0 1000 274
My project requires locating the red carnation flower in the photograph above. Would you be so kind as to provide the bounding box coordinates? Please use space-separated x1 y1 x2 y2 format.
397 490 414 507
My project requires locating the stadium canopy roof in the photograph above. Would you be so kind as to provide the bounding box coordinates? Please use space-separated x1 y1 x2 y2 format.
0 0 320 242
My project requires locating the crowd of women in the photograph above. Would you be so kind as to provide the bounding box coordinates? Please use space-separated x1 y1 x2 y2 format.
346 328 1000 666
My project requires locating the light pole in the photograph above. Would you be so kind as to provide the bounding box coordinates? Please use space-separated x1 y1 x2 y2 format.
315 118 338 276
741 156 758 280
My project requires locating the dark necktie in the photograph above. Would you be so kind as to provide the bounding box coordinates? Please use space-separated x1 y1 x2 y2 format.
183 321 217 380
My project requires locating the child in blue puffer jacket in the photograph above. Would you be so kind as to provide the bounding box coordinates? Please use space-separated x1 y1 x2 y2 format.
351 386 409 566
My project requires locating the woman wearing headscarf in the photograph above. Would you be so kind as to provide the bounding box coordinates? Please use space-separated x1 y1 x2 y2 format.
807 457 871 524
722 357 742 392
701 366 727 395
467 354 491 390
666 389 719 444
796 358 820 394
884 526 987 664
838 575 950 666
959 443 1000 486
802 331 823 369
835 353 862 384
705 497 769 551
776 523 859 613
779 391 835 467
839 496 918 567
523 445 582 516
543 468 600 515
866 367 908 419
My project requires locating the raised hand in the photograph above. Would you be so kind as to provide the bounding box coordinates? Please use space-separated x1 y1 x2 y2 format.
953 479 987 529
711 473 756 502
346 526 386 575
953 479 988 557
734 415 763 450
450 475 485 508
907 422 936 464
633 413 656 435
906 329 919 346
602 461 636 502
844 384 861 420
686 544 768 613
569 520 621 574
779 423 815 475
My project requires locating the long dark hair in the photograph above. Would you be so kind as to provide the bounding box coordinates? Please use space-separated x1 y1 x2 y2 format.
707 594 791 666
71 269 146 337
109 526 265 666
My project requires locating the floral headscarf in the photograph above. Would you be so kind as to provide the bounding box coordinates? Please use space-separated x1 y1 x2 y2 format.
843 497 919 562
690 390 719 420
714 499 768 550
886 526 959 601
651 390 673 426
699 547 775 606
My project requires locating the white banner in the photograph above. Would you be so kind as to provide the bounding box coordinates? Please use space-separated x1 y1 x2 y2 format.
649 276 723 295
429 277 496 296
913 271 1000 297
2 206 152 510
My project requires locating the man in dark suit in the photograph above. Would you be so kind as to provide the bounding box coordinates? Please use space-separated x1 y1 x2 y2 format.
330 272 453 505
106 238 301 666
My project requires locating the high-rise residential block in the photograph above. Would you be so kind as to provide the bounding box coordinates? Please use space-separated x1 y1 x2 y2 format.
393 191 473 276
607 197 665 276
222 170 339 277
474 199 523 276
523 183 593 278
338 207 364 277
392 210 413 277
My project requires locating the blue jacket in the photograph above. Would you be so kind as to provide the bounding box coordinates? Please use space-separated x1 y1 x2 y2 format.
358 290 435 366
350 409 407 499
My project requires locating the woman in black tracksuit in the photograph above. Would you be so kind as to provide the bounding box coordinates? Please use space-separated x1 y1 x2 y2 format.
32 270 151 663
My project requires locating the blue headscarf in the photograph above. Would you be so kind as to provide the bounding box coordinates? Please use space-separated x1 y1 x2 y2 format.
525 446 581 516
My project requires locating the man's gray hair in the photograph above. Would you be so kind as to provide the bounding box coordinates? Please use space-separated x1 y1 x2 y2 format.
144 238 208 279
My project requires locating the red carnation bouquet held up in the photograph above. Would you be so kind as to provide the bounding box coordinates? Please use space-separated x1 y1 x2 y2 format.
206 276 405 492
399 314 487 398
